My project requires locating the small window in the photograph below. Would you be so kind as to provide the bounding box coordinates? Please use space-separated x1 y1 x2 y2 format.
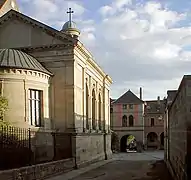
123 104 127 109
129 104 133 109
28 89 42 127
151 118 154 126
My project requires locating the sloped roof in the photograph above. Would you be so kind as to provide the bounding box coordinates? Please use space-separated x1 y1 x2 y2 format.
0 10 75 44
145 100 165 114
113 90 143 104
0 49 52 75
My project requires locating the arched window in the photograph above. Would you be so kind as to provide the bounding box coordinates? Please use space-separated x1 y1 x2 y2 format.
129 115 134 127
122 115 127 127
92 89 96 130
98 94 102 130
86 84 89 129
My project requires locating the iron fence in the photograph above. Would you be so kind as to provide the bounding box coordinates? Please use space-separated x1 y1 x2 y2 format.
0 126 32 170
0 125 73 170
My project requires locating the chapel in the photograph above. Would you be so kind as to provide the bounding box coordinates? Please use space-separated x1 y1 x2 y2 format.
0 1 112 166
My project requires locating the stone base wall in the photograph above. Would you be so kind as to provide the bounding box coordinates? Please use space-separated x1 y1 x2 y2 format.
0 158 74 180
74 133 112 168
31 130 54 163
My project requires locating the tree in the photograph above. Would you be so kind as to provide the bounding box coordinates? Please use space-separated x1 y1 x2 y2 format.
0 96 10 127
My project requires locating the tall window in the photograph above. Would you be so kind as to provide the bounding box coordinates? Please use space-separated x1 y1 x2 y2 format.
122 115 127 127
151 118 155 126
92 89 96 130
28 89 42 127
86 84 89 129
129 115 134 127
98 94 102 130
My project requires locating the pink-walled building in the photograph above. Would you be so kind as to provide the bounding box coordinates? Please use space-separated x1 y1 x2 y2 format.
110 88 145 152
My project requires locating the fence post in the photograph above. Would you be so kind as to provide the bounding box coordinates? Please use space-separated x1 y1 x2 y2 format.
28 128 32 165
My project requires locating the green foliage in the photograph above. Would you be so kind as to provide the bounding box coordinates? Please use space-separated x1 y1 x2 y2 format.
127 135 135 145
0 96 8 120
0 96 10 127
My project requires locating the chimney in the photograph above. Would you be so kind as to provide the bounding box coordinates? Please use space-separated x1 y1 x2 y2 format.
140 87 142 100
157 96 160 104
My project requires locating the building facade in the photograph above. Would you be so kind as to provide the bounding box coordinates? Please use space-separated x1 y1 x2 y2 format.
165 75 191 180
110 88 144 152
0 8 112 167
0 0 19 17
144 97 165 150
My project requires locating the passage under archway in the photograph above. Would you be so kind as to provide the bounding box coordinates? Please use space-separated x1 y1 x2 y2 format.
120 134 136 152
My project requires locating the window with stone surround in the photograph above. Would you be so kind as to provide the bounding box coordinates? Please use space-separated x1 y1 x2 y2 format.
86 83 89 129
92 89 96 130
28 89 42 127
151 118 155 126
129 104 133 109
123 104 127 109
98 93 102 130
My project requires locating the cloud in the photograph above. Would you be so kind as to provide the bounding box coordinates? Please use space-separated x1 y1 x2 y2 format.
18 0 191 100
19 0 86 28
87 1 191 99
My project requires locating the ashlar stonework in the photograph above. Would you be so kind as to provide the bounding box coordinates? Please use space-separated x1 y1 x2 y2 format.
0 9 112 168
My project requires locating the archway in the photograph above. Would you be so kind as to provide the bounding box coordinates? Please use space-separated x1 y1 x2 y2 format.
160 132 164 146
120 134 136 152
147 132 158 149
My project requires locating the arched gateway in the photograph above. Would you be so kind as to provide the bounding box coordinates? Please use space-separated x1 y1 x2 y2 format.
120 134 136 152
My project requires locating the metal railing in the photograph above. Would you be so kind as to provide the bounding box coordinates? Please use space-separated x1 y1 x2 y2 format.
0 125 73 170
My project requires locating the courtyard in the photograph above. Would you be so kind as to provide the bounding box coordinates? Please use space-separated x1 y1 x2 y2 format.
49 151 173 180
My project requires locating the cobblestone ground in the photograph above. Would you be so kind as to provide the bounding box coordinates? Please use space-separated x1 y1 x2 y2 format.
71 151 173 180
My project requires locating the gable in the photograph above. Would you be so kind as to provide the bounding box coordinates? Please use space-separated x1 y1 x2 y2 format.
0 10 74 49
114 90 143 104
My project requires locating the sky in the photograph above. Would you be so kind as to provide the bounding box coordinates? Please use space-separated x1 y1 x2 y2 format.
17 0 191 100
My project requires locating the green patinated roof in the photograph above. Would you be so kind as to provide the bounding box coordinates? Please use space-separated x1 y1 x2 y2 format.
62 21 77 30
0 49 52 75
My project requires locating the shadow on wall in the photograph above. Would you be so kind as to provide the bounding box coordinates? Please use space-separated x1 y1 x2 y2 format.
111 131 119 152
0 125 73 170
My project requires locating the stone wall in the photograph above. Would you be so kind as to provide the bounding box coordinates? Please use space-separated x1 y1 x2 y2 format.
0 158 74 180
166 76 191 180
74 132 112 168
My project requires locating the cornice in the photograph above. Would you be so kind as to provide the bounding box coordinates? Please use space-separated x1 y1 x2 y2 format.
16 43 74 53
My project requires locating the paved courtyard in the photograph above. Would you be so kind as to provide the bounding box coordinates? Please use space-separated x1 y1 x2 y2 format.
49 151 173 180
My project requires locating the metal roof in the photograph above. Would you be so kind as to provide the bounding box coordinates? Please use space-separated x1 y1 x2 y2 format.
0 49 52 75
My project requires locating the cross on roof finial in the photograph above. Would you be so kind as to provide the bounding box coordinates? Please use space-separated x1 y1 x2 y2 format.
67 8 74 22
